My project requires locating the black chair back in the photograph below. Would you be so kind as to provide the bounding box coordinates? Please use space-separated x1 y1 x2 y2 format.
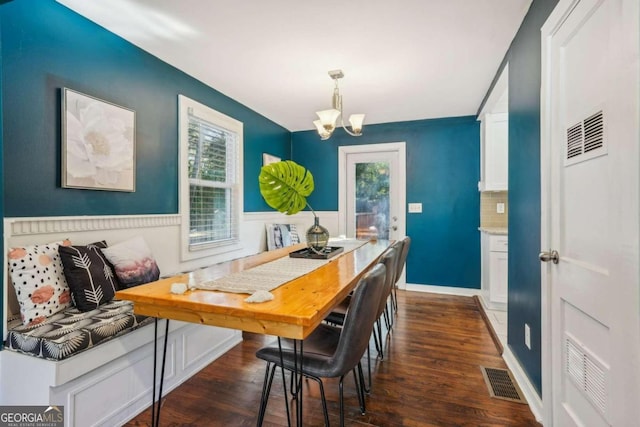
375 248 398 319
395 237 411 284
327 263 386 376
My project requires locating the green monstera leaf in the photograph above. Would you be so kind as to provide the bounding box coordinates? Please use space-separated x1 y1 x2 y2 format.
259 160 315 215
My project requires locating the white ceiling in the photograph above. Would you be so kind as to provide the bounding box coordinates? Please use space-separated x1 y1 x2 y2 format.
56 0 530 132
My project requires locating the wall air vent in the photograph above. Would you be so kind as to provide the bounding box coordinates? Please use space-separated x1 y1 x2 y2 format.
565 334 608 419
583 111 604 152
566 123 583 159
565 110 606 165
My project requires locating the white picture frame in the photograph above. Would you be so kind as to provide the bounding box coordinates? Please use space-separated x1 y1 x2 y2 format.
262 153 281 166
62 88 136 192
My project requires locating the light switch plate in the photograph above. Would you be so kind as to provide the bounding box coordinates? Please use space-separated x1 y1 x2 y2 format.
408 203 422 213
496 203 505 214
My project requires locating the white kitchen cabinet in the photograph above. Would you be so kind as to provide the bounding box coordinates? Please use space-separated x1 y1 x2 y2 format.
480 232 508 310
478 112 508 191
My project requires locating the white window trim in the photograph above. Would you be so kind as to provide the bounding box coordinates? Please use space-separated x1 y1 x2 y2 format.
178 94 244 261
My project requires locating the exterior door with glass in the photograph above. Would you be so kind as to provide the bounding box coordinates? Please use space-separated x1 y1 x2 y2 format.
339 143 406 280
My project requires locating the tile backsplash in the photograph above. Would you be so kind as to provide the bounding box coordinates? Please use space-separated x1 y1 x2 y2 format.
480 191 508 228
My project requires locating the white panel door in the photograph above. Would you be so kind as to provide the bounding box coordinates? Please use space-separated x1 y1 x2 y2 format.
541 0 640 425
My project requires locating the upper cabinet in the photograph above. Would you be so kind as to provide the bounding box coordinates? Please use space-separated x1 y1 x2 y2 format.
478 65 509 192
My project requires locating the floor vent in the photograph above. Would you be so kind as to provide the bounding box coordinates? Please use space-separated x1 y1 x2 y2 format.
480 366 527 404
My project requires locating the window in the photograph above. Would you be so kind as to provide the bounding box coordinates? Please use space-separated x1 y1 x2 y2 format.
179 95 243 260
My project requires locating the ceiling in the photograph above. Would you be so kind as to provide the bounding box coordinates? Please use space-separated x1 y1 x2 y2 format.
56 0 530 132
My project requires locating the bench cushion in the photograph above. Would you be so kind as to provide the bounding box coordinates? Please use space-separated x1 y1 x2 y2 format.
4 300 152 361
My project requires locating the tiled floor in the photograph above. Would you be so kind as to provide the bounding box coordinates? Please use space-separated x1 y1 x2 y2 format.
485 307 508 347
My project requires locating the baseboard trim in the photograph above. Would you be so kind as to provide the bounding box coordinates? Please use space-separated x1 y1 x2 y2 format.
502 346 543 423
405 283 481 297
473 295 504 355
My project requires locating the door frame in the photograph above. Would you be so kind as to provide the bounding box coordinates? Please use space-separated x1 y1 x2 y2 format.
541 2 579 424
338 141 406 241
540 3 564 424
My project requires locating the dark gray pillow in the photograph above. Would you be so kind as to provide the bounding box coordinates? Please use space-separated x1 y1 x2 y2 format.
59 241 119 312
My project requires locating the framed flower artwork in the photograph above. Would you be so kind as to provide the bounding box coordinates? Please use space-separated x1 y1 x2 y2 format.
62 88 136 192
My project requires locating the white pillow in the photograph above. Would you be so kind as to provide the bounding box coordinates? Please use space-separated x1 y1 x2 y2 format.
8 239 73 326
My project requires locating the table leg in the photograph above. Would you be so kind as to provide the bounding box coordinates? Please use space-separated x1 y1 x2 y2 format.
286 340 304 427
151 318 170 427
295 340 304 427
277 338 292 427
152 319 158 427
257 338 304 427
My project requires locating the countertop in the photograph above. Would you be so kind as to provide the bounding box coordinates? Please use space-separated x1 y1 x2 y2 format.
478 227 508 235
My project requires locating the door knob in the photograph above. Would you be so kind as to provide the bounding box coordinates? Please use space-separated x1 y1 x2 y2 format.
393 216 398 221
539 250 559 264
391 225 398 231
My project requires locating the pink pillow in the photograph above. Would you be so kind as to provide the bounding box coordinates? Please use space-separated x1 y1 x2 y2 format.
101 236 160 289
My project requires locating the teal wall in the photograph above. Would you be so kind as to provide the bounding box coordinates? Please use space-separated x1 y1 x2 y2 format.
506 0 558 395
0 13 4 345
1 0 289 217
291 116 481 289
480 0 559 396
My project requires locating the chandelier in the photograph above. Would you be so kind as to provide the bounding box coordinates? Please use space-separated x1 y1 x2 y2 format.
313 70 365 140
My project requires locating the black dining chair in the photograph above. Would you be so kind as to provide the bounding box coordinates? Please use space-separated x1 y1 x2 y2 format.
323 244 401 393
376 240 403 332
390 236 411 313
372 245 399 358
255 263 386 427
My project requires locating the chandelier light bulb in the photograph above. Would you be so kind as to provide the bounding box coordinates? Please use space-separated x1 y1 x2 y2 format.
313 70 365 140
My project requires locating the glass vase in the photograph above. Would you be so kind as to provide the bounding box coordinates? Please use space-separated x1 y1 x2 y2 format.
306 216 330 254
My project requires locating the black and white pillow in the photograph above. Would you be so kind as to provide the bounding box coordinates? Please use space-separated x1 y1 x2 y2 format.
59 241 119 312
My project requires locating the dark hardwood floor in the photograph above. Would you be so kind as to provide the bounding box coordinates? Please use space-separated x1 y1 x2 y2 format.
125 291 539 426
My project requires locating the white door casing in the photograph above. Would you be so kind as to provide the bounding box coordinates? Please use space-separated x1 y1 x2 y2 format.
541 0 640 425
338 142 407 284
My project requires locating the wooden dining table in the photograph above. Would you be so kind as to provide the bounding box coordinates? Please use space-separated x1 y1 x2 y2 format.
115 239 391 426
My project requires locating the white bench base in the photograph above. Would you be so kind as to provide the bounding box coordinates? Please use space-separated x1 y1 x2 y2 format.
0 320 241 427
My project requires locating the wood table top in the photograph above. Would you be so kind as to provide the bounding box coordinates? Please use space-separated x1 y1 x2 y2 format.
115 240 390 339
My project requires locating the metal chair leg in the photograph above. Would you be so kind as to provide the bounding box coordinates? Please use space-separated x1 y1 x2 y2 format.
305 375 330 427
383 304 391 330
392 286 398 312
372 319 382 356
363 346 372 394
339 375 346 427
376 318 385 360
354 366 366 415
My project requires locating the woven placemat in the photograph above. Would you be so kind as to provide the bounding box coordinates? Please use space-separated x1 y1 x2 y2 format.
192 239 366 294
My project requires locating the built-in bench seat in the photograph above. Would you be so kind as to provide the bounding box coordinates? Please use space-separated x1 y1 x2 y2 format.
5 300 153 361
0 215 258 426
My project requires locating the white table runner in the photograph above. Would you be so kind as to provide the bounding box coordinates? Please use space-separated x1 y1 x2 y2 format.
191 239 367 295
